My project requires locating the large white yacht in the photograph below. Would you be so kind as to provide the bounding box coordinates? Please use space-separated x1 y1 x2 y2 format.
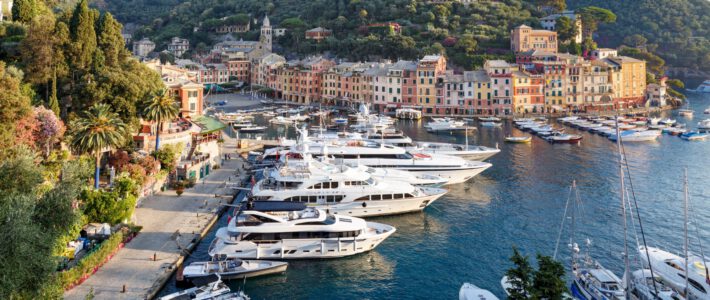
208 208 395 259
689 80 710 93
302 129 500 161
259 141 491 185
252 156 448 217
639 246 710 300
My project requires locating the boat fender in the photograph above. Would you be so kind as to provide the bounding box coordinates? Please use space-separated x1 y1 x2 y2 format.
362 202 367 208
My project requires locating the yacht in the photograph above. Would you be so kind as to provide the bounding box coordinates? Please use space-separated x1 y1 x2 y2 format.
231 120 254 129
459 283 499 300
407 142 500 161
479 116 502 122
260 142 491 185
425 121 470 133
251 158 448 217
571 260 625 300
628 269 686 300
639 246 710 300
697 119 710 131
238 125 267 133
688 80 710 93
680 131 708 141
546 133 583 144
181 259 287 284
208 208 396 259
160 279 248 300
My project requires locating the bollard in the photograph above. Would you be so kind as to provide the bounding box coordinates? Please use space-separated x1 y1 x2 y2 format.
153 253 157 261
122 284 126 293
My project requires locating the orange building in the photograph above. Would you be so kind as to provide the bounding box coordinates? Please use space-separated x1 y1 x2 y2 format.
416 55 447 115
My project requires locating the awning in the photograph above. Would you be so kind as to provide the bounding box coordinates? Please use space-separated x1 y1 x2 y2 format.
192 116 226 134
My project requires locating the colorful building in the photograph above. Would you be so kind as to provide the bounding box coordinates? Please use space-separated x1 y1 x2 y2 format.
510 25 558 54
484 60 517 115
463 71 493 115
305 27 332 42
416 55 447 114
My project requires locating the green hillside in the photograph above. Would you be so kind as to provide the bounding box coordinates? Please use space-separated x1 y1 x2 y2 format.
99 0 710 72
568 0 710 71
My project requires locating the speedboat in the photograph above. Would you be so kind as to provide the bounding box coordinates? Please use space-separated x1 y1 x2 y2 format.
231 120 254 129
628 269 686 300
608 130 660 142
238 125 267 133
680 131 708 141
663 127 687 136
659 118 677 126
704 107 710 114
639 246 710 300
251 157 448 217
208 208 396 259
679 109 694 117
425 119 470 133
459 283 499 300
160 278 247 300
505 136 532 143
480 121 502 127
479 116 502 122
180 259 287 284
408 142 501 161
697 119 710 131
547 134 582 144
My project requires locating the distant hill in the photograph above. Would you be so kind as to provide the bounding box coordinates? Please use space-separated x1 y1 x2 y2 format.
568 0 710 71
98 0 709 72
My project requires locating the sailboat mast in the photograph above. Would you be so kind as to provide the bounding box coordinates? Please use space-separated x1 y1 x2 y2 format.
614 115 631 298
684 168 690 296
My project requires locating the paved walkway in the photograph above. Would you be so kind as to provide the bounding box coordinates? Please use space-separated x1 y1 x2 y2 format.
65 138 246 300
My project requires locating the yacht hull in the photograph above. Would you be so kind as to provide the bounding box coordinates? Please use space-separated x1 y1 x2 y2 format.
208 223 395 260
401 164 490 185
315 189 446 218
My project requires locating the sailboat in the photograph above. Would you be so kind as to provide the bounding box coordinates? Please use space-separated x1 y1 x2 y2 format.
639 170 710 300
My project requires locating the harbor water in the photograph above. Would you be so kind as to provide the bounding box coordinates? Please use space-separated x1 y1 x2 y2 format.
159 93 710 299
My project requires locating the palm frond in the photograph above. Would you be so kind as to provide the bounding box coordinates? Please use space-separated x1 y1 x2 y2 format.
143 89 181 124
69 103 128 155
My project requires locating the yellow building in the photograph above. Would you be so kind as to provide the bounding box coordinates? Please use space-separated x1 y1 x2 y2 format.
603 56 647 107
510 25 558 54
416 55 447 114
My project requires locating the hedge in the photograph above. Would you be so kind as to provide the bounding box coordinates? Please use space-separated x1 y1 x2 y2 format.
58 231 126 290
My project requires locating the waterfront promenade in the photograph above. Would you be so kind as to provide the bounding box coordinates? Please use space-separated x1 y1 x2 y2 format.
64 138 245 300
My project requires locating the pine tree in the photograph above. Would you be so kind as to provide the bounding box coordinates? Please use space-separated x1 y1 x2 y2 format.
69 0 97 71
96 13 125 68
11 0 38 24
532 254 567 300
505 246 533 299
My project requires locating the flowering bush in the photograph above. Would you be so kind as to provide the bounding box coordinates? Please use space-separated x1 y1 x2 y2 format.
138 155 159 175
122 164 147 185
108 150 131 172
33 107 65 156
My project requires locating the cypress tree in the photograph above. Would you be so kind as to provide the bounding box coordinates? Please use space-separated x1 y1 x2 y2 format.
97 13 124 68
505 246 533 299
69 0 97 71
48 71 60 117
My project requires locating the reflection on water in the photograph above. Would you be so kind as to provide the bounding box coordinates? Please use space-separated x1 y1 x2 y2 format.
159 94 710 299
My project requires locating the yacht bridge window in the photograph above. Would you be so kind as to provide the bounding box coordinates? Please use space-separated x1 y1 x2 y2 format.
242 230 362 240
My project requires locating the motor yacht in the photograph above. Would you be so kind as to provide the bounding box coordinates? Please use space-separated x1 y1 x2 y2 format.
425 120 470 133
406 142 500 161
688 80 710 93
251 157 448 217
639 246 710 300
459 283 499 300
697 119 710 131
180 259 287 285
628 269 686 300
160 278 248 300
208 208 396 259
238 125 267 133
608 130 660 142
571 260 625 300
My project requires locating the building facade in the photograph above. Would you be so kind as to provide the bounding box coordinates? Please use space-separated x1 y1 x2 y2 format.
540 11 583 43
510 25 558 54
133 38 156 58
167 37 190 58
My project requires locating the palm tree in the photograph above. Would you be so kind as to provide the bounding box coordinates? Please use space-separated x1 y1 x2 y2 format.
69 103 127 189
143 90 180 152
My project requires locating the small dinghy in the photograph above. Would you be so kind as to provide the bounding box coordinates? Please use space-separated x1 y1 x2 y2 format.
505 136 532 143
180 259 288 285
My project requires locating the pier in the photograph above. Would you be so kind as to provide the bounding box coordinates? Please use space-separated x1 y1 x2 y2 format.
64 137 246 300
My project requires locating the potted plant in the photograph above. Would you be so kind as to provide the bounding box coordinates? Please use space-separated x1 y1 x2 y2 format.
175 181 185 196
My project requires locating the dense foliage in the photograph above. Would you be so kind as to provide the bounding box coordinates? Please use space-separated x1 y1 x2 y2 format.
505 246 567 299
568 0 710 72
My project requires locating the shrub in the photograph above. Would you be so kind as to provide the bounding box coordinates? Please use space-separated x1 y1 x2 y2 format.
153 143 182 172
108 150 131 172
138 155 159 175
57 231 124 289
122 164 147 185
81 177 139 224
